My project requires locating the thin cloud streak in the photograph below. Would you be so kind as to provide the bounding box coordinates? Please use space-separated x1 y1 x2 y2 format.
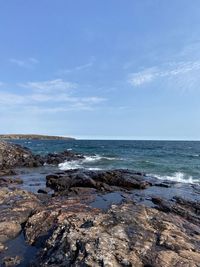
57 59 94 75
9 57 39 68
19 79 77 92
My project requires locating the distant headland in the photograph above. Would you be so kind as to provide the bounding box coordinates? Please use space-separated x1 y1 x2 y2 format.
0 134 75 140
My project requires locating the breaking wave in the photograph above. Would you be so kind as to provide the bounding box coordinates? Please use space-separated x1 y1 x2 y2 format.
153 172 199 184
58 154 116 170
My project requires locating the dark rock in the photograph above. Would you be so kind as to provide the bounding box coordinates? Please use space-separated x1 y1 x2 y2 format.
0 177 23 187
154 182 171 188
42 150 84 165
46 169 151 195
37 188 51 194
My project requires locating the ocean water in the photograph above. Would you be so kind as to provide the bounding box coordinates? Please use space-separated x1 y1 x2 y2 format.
9 139 200 184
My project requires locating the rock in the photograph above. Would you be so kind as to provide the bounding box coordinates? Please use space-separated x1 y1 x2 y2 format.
0 221 21 243
0 141 41 171
43 150 84 165
37 188 51 194
0 242 6 252
0 187 41 247
0 169 16 177
25 195 98 246
46 169 151 195
0 177 23 187
154 182 171 188
2 256 21 267
31 202 200 267
152 196 200 226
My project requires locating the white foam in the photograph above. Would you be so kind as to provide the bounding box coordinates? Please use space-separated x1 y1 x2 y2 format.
154 172 198 184
83 155 102 162
83 155 116 162
88 167 102 170
59 160 82 170
58 154 116 171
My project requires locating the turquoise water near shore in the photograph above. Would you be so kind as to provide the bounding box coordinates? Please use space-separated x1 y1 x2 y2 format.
9 140 200 184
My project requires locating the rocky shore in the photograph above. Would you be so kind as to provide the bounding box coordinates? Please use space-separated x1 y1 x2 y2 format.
0 141 83 176
0 141 200 266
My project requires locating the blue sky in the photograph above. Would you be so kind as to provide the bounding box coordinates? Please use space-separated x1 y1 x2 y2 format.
0 0 200 139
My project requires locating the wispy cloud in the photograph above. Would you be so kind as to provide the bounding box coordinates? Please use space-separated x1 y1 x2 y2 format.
128 61 200 87
9 57 39 68
20 79 76 92
0 78 106 113
128 68 156 86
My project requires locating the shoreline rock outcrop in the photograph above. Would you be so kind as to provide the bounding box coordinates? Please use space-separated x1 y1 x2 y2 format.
0 141 39 172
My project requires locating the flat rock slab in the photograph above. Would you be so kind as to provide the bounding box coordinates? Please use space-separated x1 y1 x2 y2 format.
25 194 99 246
31 201 200 267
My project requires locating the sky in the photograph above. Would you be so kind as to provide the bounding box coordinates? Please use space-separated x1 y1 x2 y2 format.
0 0 200 140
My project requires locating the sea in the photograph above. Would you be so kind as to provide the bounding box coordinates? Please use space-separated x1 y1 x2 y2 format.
10 139 200 184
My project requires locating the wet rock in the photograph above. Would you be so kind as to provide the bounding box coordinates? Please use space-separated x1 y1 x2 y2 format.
32 202 200 267
154 182 171 188
152 196 200 226
37 188 51 194
0 242 6 252
2 256 21 267
0 187 41 248
46 169 151 195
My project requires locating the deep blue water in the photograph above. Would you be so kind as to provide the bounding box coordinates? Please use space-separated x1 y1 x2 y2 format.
9 139 200 184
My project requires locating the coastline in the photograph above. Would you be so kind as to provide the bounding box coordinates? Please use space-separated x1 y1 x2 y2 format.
0 141 200 266
0 134 75 141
